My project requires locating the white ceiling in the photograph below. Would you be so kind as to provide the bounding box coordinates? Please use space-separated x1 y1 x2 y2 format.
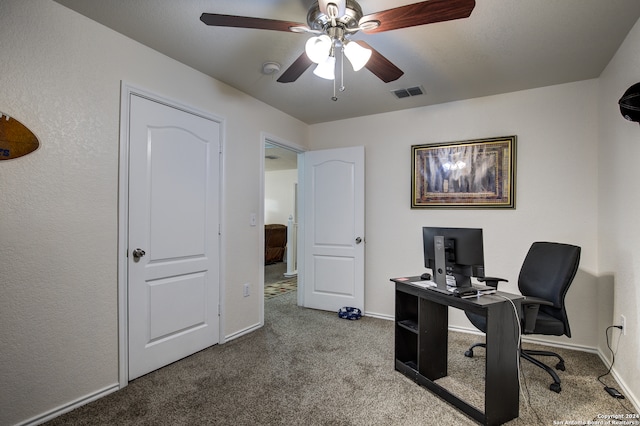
265 144 298 171
53 0 640 125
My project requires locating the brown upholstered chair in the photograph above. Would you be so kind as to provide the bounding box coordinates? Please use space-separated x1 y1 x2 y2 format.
265 224 287 264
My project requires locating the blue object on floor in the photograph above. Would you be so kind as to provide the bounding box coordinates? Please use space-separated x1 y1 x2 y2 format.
338 306 362 320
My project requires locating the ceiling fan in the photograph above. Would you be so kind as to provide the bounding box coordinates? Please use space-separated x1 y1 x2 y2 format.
201 0 475 85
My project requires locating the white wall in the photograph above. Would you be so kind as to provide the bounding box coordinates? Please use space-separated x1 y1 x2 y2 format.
0 1 307 424
2 0 638 423
309 80 601 349
598 16 640 408
265 169 297 225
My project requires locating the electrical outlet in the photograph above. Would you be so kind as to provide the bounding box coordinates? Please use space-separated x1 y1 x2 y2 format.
620 315 626 336
243 283 250 297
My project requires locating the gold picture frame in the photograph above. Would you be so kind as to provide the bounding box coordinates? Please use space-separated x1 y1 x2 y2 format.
411 136 516 208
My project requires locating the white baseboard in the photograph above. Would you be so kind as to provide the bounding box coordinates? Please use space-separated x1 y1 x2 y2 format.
19 323 262 425
19 321 638 426
364 311 394 321
445 325 640 412
596 349 640 413
224 322 262 342
16 383 119 426
449 324 600 353
520 335 599 354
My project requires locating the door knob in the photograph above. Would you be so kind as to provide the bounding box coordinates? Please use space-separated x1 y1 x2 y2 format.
355 237 363 244
132 248 146 261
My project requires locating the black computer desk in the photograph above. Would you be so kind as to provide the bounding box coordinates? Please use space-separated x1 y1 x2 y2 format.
391 277 523 426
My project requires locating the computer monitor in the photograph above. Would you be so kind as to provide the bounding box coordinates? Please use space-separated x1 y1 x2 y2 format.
423 227 485 288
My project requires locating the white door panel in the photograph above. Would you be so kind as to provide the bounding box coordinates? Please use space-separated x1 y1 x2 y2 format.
303 146 364 312
148 129 208 259
313 255 355 295
128 94 220 380
147 273 206 342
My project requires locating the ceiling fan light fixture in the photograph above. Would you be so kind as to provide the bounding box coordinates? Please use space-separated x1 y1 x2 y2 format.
202 0 477 87
326 3 340 19
358 20 380 32
305 34 332 64
313 56 336 80
344 41 372 71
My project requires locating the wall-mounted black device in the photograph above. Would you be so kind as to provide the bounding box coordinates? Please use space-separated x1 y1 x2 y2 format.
619 82 640 124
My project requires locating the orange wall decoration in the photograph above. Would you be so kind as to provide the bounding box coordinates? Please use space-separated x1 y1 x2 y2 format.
0 113 40 160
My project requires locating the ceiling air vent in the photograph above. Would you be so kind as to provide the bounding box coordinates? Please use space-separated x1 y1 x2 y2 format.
391 85 425 99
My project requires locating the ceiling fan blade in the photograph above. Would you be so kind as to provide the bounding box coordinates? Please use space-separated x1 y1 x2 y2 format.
277 53 314 83
200 13 307 32
319 0 346 18
359 0 475 34
355 41 404 83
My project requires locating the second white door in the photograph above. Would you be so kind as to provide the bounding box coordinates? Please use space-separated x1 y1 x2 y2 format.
302 146 365 312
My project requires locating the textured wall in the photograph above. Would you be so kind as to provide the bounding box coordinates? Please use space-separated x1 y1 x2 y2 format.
0 1 308 424
598 16 640 409
0 2 122 423
309 80 601 349
2 0 638 423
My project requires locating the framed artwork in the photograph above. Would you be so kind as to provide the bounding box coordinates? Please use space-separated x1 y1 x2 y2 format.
411 136 516 209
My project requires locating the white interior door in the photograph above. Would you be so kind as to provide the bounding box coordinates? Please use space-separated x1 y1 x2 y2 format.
128 94 220 380
302 146 365 312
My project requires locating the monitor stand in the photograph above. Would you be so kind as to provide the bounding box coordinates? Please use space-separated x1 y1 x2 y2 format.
432 236 472 294
433 236 448 290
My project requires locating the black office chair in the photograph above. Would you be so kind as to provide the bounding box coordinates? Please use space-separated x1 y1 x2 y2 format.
464 241 581 393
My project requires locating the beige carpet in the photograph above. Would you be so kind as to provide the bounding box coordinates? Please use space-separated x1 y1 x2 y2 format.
46 291 637 425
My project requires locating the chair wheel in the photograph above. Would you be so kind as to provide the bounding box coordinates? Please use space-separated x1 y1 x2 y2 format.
550 383 561 393
556 361 565 371
464 350 474 358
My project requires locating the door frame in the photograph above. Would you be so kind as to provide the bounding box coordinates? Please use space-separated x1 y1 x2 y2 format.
260 133 306 324
117 82 225 388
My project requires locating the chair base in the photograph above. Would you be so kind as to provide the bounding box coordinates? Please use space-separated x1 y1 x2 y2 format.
464 344 565 393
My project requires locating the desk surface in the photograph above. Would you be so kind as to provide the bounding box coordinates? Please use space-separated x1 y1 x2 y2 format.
391 276 522 313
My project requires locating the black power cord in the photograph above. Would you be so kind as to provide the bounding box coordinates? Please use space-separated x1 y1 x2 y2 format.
597 325 625 399
494 294 544 424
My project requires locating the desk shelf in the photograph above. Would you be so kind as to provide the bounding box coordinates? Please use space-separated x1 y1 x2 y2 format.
392 278 520 426
397 319 418 333
394 290 421 367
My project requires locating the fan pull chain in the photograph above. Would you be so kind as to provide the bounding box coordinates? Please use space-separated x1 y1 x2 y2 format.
339 46 346 93
332 77 337 101
332 46 346 101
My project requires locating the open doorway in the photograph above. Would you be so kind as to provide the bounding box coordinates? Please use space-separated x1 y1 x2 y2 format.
263 139 301 304
261 141 365 316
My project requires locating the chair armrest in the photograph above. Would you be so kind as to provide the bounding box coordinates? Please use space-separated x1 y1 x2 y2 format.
477 276 508 288
521 297 554 333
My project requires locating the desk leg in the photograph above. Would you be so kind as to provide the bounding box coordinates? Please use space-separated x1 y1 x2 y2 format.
419 298 448 380
485 301 519 425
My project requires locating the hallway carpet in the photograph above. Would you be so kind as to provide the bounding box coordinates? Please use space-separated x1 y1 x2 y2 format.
264 278 297 299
